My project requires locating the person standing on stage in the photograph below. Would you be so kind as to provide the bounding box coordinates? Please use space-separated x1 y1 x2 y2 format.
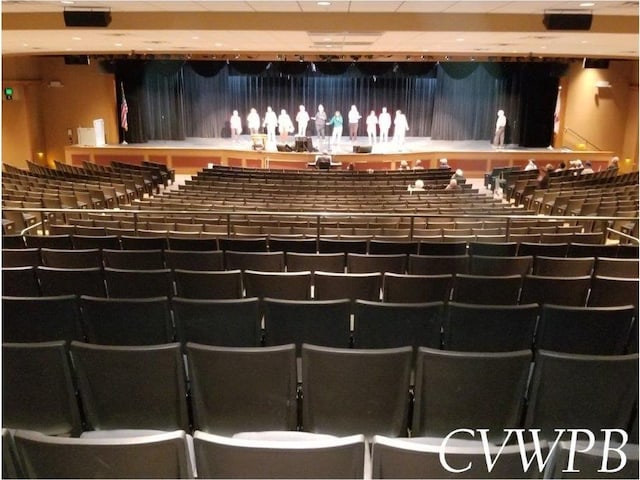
263 106 278 143
378 107 391 143
312 104 327 141
348 105 361 142
296 105 310 137
493 109 506 147
230 110 242 141
278 109 293 142
366 110 378 144
247 108 261 135
393 109 409 148
327 110 344 146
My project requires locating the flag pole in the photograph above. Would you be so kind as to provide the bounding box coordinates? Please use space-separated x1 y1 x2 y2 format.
120 81 129 145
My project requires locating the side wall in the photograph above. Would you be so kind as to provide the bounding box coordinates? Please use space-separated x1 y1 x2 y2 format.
3 56 638 172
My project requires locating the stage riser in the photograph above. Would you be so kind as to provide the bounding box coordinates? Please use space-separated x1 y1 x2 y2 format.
66 146 614 177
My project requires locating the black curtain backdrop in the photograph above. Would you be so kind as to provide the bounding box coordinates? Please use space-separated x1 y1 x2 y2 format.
113 60 565 147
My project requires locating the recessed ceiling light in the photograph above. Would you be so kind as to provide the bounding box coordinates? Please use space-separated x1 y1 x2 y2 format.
214 42 223 47
61 1 75 4
22 43 29 47
540 46 547 49
71 36 81 41
317 1 331 6
192 36 199 40
456 38 465 42
580 2 595 6
114 43 123 47
65 48 73 51
580 40 588 44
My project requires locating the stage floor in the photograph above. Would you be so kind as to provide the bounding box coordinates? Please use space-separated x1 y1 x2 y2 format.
136 136 558 155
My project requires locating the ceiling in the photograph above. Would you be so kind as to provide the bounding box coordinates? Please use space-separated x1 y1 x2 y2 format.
2 1 638 60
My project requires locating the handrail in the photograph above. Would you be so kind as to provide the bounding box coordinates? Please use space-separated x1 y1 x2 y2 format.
4 207 637 242
563 127 604 152
606 227 640 245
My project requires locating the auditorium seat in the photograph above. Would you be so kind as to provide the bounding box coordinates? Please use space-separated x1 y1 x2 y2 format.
286 252 345 273
263 298 351 350
37 266 106 297
24 234 73 250
520 275 591 307
593 257 640 278
102 248 165 270
243 270 312 301
547 440 639 479
173 297 261 347
368 239 419 255
371 435 548 479
443 302 538 352
451 274 522 305
2 295 83 343
524 350 638 440
120 235 168 250
40 247 103 268
517 242 568 257
2 235 26 249
3 341 82 436
313 271 382 303
301 343 412 437
566 242 617 258
346 253 407 274
468 255 533 276
412 347 531 441
269 237 317 253
174 269 243 299
536 304 634 355
382 273 452 303
2 266 41 296
70 341 190 431
408 254 469 275
167 236 218 251
164 250 224 271
616 244 640 259
225 250 285 272
219 237 268 252
468 241 518 257
79 295 174 345
72 234 121 250
2 429 23 479
13 429 193 479
318 238 368 254
193 430 366 479
186 342 297 434
418 241 466 256
353 300 442 350
532 256 595 277
2 248 41 267
104 267 173 298
588 276 639 310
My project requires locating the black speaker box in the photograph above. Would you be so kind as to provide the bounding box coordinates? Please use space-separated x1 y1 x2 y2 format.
64 55 90 65
353 145 372 154
583 58 610 69
276 144 288 152
64 10 112 27
543 13 592 30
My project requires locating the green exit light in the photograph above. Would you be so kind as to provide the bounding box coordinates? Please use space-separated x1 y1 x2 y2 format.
4 87 14 100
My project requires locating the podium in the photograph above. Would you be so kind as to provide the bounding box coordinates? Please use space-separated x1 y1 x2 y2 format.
76 119 106 146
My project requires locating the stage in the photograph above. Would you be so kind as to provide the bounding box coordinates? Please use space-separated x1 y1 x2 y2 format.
65 135 614 176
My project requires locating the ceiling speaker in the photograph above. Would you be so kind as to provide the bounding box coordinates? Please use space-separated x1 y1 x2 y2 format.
543 12 592 30
64 10 112 27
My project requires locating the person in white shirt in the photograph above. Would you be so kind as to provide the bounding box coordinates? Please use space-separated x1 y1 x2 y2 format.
348 105 361 142
524 159 538 171
393 109 409 148
580 161 594 175
295 105 310 137
493 109 507 147
407 179 425 194
278 109 293 142
246 108 261 135
263 106 278 143
378 107 391 143
366 110 378 144
230 110 242 141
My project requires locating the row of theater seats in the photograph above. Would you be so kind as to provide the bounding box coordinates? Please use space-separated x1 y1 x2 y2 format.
4 247 638 276
3 265 638 309
4 341 637 441
4 232 638 257
3 296 636 355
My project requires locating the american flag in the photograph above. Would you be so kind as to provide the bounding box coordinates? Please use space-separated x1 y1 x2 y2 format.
120 82 128 132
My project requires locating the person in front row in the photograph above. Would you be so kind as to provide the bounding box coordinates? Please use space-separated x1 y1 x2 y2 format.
407 179 425 194
607 156 619 171
451 169 465 183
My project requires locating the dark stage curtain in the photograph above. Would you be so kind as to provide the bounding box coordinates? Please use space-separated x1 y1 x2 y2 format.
115 60 563 146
